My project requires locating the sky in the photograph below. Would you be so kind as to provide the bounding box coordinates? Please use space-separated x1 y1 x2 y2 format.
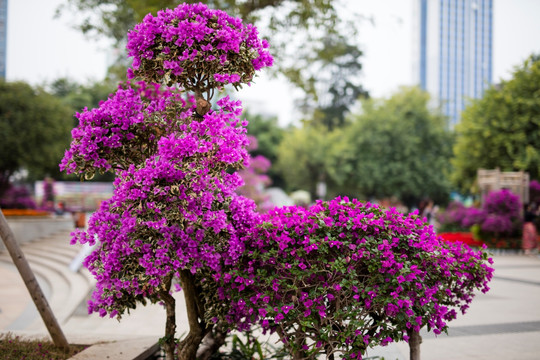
6 0 540 126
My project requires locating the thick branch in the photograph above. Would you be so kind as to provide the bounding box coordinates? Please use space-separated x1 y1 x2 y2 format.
409 329 422 360
159 277 176 360
177 269 208 360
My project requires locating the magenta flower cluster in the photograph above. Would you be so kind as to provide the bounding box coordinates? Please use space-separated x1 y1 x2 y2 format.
0 184 37 209
438 189 521 239
126 2 273 91
437 201 469 230
60 81 189 176
63 90 259 316
530 180 540 204
236 135 273 212
215 197 494 359
481 189 521 234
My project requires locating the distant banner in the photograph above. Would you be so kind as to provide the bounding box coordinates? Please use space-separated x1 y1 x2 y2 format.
35 181 114 212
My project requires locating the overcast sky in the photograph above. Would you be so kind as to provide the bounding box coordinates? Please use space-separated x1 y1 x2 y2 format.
6 0 540 125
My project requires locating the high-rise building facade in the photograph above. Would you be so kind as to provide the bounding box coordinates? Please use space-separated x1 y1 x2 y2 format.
416 0 493 127
0 0 6 79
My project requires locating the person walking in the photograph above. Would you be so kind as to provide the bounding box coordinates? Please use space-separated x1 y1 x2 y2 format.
522 203 538 255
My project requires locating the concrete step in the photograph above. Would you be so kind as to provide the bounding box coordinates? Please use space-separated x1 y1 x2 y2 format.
23 229 76 246
23 246 80 267
28 235 86 255
21 247 96 286
23 252 93 305
0 249 93 330
0 256 71 330
7 230 96 284
68 337 160 360
32 231 79 250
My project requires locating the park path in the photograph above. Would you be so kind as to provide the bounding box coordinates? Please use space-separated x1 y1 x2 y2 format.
1 232 540 359
368 254 540 360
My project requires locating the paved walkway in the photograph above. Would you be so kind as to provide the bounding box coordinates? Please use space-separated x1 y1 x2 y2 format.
1 232 540 359
367 254 540 360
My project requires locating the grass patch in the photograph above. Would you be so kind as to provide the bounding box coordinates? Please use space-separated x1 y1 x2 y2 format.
0 333 86 360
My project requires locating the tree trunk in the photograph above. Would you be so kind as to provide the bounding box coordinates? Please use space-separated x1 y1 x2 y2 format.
159 277 176 360
196 329 227 360
177 270 207 360
409 329 422 360
0 209 69 351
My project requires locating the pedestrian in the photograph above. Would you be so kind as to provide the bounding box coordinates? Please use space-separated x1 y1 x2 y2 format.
522 203 538 255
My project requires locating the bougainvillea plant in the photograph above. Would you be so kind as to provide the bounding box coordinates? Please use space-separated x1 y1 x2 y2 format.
60 3 272 360
214 198 493 359
0 183 37 209
481 189 521 233
438 189 522 248
126 2 272 93
61 3 492 360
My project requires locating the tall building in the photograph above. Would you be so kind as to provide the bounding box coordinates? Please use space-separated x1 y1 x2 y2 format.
0 0 6 79
416 0 493 127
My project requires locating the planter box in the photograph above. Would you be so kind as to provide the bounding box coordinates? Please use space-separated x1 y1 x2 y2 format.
438 232 484 247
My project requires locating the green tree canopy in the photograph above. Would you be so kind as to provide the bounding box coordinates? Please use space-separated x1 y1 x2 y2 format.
451 55 540 192
49 78 117 123
276 87 454 206
243 110 285 186
275 122 355 199
346 87 453 206
0 81 73 196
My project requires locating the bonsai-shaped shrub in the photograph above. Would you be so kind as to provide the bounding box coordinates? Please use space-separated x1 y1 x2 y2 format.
60 3 272 359
61 3 492 359
216 197 493 359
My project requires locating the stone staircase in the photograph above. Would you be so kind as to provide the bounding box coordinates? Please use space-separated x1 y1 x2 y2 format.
0 229 95 331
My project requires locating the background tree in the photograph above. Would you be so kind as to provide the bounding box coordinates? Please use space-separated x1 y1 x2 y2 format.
451 55 540 193
275 123 352 199
49 78 117 119
276 87 453 206
243 110 285 187
0 81 72 198
57 0 367 122
304 32 367 130
346 86 453 206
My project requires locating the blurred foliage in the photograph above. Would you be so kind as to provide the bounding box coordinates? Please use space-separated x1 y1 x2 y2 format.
244 110 285 187
275 122 348 199
0 80 73 197
276 87 454 207
49 78 117 119
452 55 540 193
304 32 367 130
57 0 367 125
346 87 454 207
